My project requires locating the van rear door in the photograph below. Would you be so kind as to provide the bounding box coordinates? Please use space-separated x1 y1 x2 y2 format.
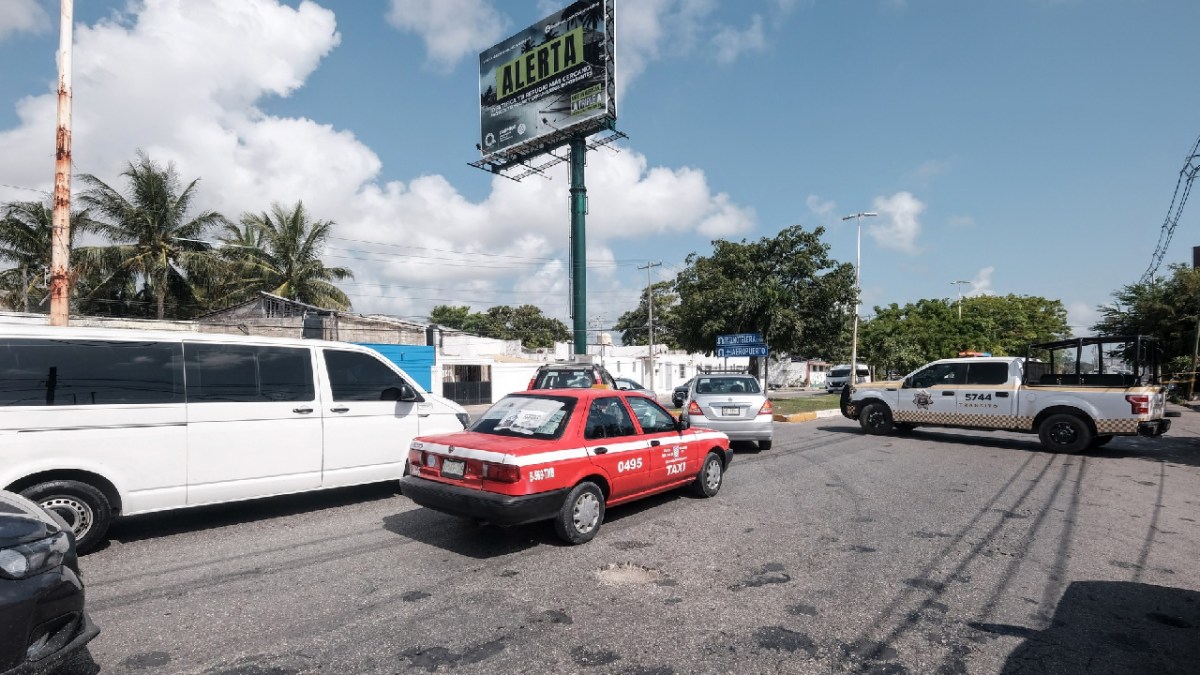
183 343 323 505
318 349 420 488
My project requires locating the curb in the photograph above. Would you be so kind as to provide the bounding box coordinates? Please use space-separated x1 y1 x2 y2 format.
773 408 841 423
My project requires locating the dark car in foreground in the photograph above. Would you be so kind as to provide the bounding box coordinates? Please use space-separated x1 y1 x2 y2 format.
671 378 693 408
1 490 98 675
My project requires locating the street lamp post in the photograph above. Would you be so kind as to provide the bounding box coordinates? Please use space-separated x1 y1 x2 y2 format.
951 280 972 320
841 211 877 384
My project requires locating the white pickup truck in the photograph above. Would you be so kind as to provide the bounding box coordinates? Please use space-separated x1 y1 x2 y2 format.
840 336 1175 453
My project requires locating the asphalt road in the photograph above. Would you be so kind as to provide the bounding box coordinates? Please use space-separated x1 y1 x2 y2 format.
58 412 1200 675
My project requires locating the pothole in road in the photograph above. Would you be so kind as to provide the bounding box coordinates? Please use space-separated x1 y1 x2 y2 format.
597 562 667 586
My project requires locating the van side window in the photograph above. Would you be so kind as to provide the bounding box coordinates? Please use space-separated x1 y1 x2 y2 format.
0 339 183 406
185 344 314 403
324 350 413 401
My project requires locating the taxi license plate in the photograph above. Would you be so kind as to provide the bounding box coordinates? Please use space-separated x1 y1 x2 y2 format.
721 407 740 417
441 458 466 479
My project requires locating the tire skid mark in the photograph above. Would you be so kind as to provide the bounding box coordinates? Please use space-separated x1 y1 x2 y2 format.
1037 457 1088 619
1132 462 1167 583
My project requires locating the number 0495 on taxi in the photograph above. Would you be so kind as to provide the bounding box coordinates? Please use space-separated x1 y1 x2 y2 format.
400 389 732 544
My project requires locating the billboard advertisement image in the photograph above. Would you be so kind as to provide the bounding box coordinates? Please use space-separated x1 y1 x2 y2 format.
478 0 614 162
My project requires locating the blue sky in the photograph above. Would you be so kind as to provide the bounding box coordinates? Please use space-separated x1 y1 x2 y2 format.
1 0 1198 339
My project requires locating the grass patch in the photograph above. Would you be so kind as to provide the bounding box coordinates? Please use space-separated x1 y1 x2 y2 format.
770 395 841 415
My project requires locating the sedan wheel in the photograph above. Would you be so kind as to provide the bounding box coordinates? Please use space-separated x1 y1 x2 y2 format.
554 481 605 544
691 452 724 497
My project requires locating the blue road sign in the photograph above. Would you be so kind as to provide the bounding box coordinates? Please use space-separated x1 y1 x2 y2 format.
716 345 769 358
716 333 764 347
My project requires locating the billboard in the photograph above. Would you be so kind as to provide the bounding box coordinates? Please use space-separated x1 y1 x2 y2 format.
478 0 615 162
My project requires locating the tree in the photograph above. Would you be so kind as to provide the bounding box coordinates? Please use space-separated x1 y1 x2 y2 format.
236 201 353 310
673 225 855 360
614 281 680 348
426 304 569 349
859 294 1070 375
0 201 95 312
77 152 226 319
1092 264 1200 370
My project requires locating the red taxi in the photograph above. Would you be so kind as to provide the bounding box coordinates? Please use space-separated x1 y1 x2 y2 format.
400 389 732 544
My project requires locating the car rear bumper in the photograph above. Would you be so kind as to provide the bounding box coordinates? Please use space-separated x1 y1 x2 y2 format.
692 416 773 441
400 476 570 527
1138 419 1171 437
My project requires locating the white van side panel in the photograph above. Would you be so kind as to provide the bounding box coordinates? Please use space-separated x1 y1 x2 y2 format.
0 405 187 515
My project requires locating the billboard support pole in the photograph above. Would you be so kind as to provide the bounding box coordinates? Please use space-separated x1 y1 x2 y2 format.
570 137 587 356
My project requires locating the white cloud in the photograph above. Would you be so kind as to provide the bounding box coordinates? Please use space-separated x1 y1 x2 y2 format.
967 266 994 296
868 191 924 254
713 14 766 65
0 0 49 42
386 0 508 72
1066 301 1100 336
0 0 753 323
806 194 836 220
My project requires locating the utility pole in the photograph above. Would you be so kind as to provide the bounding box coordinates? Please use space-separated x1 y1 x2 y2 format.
841 212 876 382
49 0 74 326
639 261 662 391
951 280 972 320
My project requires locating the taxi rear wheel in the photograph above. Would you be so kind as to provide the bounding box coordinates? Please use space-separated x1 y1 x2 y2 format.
554 481 605 545
691 452 724 498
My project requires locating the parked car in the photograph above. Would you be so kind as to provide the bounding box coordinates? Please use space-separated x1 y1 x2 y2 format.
682 374 774 450
0 489 99 674
614 377 649 392
0 325 468 552
527 362 616 390
671 378 694 408
401 389 732 544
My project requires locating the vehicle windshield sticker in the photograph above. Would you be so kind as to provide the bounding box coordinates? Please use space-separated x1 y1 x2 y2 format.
495 399 566 435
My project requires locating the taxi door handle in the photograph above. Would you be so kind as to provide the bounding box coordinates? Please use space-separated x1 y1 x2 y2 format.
942 391 956 396
650 440 661 447
594 447 608 455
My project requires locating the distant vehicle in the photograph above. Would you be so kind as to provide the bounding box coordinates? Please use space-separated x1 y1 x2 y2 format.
401 389 731 544
827 363 871 393
0 489 99 673
0 325 468 552
614 377 649 392
527 362 616 390
683 374 774 450
671 378 694 408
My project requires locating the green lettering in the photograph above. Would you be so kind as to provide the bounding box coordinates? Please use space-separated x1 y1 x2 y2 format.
537 49 549 81
549 41 561 72
500 65 514 98
525 53 536 88
563 31 578 67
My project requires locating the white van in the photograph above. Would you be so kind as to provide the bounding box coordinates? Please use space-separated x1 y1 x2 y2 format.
0 325 467 551
826 363 871 393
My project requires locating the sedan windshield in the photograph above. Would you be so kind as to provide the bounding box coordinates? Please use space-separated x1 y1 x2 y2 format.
469 395 575 440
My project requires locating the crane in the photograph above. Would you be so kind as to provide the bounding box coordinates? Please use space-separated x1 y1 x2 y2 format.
1142 134 1200 283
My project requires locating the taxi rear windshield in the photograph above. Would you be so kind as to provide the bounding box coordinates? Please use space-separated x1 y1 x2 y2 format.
469 395 576 440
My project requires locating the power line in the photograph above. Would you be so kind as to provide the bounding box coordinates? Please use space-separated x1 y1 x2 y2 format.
1143 133 1200 282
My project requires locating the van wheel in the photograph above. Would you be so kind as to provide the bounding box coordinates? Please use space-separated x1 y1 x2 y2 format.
1038 414 1093 454
554 482 605 545
691 452 724 498
859 403 894 435
21 480 112 554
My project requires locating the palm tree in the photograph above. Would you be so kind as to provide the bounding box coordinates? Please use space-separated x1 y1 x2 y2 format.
0 200 95 312
238 201 353 310
77 152 226 319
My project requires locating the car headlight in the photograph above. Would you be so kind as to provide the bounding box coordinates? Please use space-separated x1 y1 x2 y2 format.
0 532 70 580
456 412 470 429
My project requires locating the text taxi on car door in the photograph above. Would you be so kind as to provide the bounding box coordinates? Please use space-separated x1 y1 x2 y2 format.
400 389 732 544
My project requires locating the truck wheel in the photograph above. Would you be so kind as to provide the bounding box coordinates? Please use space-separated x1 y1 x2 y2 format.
839 384 853 418
1038 414 1093 454
1090 434 1114 448
859 403 894 435
691 452 724 498
554 481 605 545
21 480 112 554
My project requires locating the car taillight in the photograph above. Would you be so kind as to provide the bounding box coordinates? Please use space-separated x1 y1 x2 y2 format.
1126 394 1150 415
687 400 703 416
481 461 520 483
527 375 538 390
758 400 773 416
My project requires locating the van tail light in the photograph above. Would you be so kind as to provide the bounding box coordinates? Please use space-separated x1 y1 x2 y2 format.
1126 394 1150 415
481 462 520 483
687 400 703 417
527 375 537 390
758 400 774 416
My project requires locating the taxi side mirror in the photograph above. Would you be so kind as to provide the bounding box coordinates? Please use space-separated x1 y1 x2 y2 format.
676 415 690 431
